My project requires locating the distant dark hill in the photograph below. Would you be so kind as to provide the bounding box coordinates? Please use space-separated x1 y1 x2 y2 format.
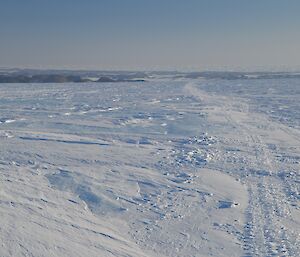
0 74 145 83
0 74 87 83
96 76 116 82
96 76 145 83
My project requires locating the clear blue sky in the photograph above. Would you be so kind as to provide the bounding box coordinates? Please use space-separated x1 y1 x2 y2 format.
1 0 300 71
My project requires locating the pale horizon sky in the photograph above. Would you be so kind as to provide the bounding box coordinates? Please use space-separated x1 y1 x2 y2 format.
1 0 300 71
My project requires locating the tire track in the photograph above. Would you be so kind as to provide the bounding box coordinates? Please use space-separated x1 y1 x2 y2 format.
185 82 300 257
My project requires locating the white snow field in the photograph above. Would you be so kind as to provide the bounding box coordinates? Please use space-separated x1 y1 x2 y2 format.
0 78 299 257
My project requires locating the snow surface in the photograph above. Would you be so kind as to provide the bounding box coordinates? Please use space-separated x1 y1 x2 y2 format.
0 78 299 257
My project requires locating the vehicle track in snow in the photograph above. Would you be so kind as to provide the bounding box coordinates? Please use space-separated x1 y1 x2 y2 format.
228 109 300 257
185 82 300 257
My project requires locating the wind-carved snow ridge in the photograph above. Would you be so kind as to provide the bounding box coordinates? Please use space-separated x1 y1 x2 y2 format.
0 79 299 257
46 169 127 215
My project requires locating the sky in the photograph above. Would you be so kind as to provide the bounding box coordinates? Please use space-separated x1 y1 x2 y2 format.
1 0 300 71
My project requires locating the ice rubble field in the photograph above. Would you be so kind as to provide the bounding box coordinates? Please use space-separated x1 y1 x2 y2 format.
0 78 299 257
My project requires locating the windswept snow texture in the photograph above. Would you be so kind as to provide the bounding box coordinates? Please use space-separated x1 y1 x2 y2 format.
0 79 299 257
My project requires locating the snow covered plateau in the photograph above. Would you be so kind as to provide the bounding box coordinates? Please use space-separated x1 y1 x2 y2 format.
0 77 299 257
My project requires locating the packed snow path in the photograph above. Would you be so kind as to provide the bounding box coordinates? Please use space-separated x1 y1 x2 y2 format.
0 79 299 257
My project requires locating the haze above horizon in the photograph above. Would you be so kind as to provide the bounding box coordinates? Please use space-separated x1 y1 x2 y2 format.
1 0 300 71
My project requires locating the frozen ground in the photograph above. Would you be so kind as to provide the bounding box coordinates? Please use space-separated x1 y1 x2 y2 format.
0 78 299 257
